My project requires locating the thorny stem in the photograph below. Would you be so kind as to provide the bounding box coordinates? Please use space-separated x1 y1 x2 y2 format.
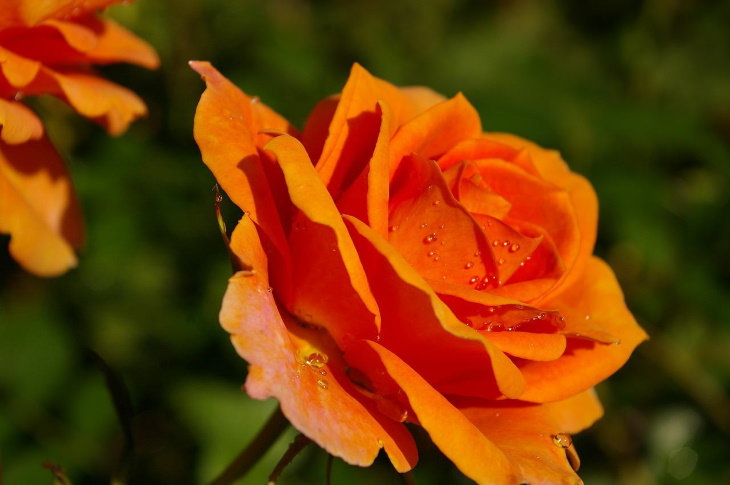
207 407 290 485
267 433 312 484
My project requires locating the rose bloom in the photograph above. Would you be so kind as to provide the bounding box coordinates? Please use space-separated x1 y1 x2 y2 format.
0 0 158 276
192 61 647 484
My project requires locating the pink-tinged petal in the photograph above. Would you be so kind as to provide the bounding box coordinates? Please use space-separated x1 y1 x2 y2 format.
389 93 482 178
335 101 391 237
344 215 526 400
220 268 418 472
459 389 603 485
0 135 83 276
518 257 648 402
0 98 43 144
346 340 518 484
265 134 381 342
191 60 292 290
388 153 498 289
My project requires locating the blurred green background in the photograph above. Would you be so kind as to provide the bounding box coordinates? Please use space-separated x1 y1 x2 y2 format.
2 0 729 483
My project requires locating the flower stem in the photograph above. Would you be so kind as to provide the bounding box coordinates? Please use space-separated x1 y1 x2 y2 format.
207 406 290 485
267 433 312 484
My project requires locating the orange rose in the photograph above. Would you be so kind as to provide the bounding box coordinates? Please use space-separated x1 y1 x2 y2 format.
0 0 158 276
192 62 647 484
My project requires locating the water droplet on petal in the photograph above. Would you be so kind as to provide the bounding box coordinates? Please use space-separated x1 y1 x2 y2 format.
317 379 328 390
305 352 328 369
498 258 505 265
433 200 441 206
319 370 327 376
502 240 510 247
427 250 437 257
433 256 440 261
584 314 591 320
465 261 474 269
424 233 438 244
469 275 480 284
439 223 446 229
509 243 520 253
474 250 481 257
389 225 399 232
420 222 429 229
552 433 572 448
492 240 500 247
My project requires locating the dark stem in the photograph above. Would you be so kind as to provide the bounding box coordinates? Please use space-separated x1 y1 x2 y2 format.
325 454 334 485
207 406 290 485
401 471 418 485
267 433 312 484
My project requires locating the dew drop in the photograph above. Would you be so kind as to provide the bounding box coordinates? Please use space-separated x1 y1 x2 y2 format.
502 240 510 247
509 243 520 253
439 223 446 229
465 261 474 269
433 200 441 206
486 321 504 332
420 223 429 229
584 314 591 320
423 233 438 244
427 250 438 257
468 275 480 284
519 261 525 267
433 256 440 261
317 379 329 390
552 433 572 449
319 370 327 376
492 240 500 247
305 352 328 369
427 184 435 191
474 250 482 257
389 225 400 232
498 258 505 265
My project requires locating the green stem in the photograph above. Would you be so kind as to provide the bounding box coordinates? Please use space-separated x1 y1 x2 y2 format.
401 471 418 485
266 433 312 484
207 406 290 485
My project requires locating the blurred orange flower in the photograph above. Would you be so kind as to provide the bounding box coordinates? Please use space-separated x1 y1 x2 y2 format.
192 61 647 484
0 0 158 276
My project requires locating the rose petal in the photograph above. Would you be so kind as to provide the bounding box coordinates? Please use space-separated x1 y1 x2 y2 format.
389 93 482 179
191 60 293 291
346 340 518 484
517 257 648 402
388 153 498 288
459 389 603 484
0 135 83 276
0 98 43 144
220 270 417 472
0 45 42 87
335 100 391 237
315 63 422 195
344 215 526 399
265 134 381 342
0 0 123 29
482 331 567 362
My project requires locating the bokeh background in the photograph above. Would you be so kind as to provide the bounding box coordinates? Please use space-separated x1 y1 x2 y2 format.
2 0 729 484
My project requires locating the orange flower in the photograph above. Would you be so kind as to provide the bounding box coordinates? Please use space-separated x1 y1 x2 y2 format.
0 0 158 276
192 62 647 484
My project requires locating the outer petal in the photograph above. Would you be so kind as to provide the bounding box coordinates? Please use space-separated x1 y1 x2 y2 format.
220 265 417 471
0 135 83 276
346 340 518 484
191 60 293 291
459 389 604 485
73 17 159 68
265 134 381 342
0 98 43 144
518 257 648 402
